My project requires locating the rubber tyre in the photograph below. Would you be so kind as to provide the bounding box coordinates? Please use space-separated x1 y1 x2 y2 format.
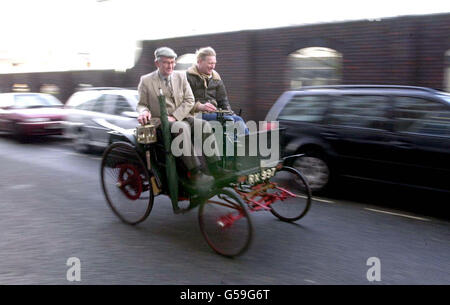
198 187 252 257
101 142 153 225
292 152 330 193
269 166 312 222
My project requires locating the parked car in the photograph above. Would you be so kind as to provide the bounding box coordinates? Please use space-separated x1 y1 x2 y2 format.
64 88 140 152
0 92 66 139
265 85 450 193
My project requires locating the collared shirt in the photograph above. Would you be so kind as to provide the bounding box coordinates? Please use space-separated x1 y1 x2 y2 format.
156 70 175 115
158 70 171 82
158 70 173 92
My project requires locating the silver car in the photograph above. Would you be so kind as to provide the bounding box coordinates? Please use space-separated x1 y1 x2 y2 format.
65 88 140 152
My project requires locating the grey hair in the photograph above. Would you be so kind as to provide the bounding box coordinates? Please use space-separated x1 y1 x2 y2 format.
196 47 216 61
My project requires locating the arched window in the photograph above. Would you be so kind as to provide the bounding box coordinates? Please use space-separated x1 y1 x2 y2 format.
288 47 342 89
175 53 196 71
444 50 450 92
12 84 30 92
40 84 60 95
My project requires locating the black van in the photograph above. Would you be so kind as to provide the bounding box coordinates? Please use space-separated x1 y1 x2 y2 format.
265 85 450 193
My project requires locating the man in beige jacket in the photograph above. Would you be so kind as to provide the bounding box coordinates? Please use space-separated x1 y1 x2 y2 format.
137 47 223 185
137 47 195 124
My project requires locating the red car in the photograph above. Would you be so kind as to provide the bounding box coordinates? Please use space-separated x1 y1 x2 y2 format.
0 92 67 138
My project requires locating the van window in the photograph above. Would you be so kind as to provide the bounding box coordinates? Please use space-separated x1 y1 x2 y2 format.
328 95 390 130
278 95 328 123
394 97 450 136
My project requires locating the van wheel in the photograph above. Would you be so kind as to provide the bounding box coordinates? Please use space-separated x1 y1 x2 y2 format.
292 152 330 193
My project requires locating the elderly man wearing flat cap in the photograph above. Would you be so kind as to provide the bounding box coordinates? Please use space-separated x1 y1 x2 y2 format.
137 47 226 186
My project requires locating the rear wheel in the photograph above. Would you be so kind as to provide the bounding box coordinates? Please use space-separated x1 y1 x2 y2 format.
101 142 153 225
269 166 312 222
198 188 252 257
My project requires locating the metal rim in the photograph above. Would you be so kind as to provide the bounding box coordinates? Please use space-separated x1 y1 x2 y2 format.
198 188 252 257
269 166 312 222
101 142 153 225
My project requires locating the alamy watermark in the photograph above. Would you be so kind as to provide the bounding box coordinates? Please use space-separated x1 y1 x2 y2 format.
66 257 81 282
169 120 280 166
366 257 381 282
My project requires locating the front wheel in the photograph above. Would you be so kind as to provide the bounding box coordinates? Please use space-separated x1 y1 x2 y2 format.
198 188 252 257
101 142 154 225
269 166 312 222
292 153 330 193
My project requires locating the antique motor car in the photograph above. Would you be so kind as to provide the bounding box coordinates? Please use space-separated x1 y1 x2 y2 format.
100 92 312 257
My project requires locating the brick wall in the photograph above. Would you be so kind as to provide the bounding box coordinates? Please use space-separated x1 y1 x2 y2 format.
1 13 449 121
0 70 121 103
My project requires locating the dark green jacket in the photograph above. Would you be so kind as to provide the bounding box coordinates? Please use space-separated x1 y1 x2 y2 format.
186 66 232 113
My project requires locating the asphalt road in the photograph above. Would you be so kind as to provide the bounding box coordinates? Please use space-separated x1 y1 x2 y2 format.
0 135 449 285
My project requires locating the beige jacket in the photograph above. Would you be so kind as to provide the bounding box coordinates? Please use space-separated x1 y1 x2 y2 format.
137 70 195 123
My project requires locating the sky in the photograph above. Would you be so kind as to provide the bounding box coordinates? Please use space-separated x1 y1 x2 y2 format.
0 0 449 72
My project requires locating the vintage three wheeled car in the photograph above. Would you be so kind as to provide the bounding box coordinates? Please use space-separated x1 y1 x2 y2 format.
100 92 311 257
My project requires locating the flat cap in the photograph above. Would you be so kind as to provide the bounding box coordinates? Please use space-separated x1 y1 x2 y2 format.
154 47 177 59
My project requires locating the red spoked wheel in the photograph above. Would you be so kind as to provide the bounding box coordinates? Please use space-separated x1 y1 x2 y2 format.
116 164 143 200
101 142 153 225
198 188 252 257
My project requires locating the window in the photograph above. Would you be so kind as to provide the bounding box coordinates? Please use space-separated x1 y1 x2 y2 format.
13 94 61 108
41 94 63 106
98 94 117 114
40 84 60 95
175 53 196 71
114 96 133 115
278 95 329 123
328 95 390 130
0 95 13 108
76 99 96 111
394 96 450 136
92 99 105 113
288 47 342 89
